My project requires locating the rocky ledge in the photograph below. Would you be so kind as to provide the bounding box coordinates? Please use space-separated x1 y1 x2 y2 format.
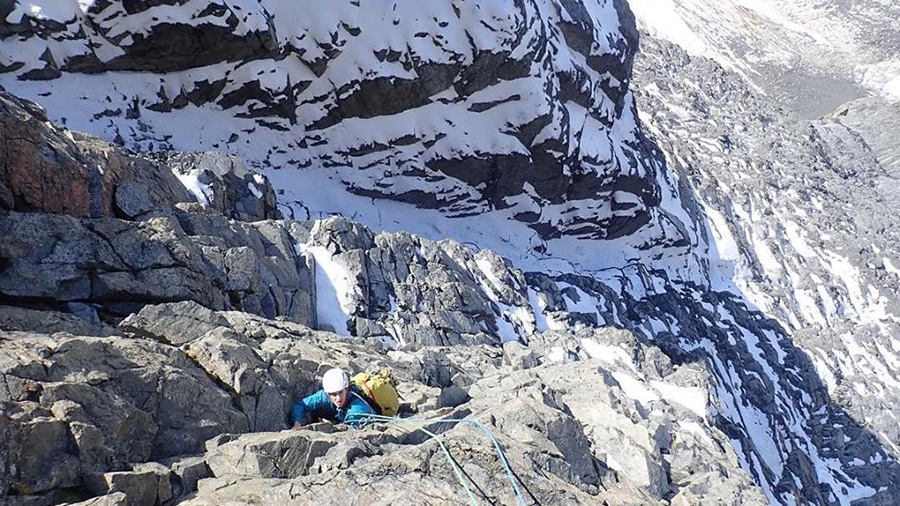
1 303 766 505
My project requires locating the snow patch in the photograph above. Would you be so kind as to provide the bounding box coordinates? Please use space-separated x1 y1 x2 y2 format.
612 372 660 406
304 244 354 336
175 171 212 206
650 380 707 418
581 339 637 372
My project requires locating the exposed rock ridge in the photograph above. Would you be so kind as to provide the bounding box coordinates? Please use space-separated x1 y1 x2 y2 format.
0 89 279 222
1 303 768 505
5 198 900 504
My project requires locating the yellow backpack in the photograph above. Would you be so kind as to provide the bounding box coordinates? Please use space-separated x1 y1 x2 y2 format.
351 369 400 417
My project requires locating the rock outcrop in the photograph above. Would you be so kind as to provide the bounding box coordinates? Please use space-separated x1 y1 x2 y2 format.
0 91 191 219
0 211 313 322
1 304 767 505
0 89 279 222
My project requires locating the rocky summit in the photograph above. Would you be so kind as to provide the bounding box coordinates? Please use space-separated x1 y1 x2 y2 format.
2 1 900 505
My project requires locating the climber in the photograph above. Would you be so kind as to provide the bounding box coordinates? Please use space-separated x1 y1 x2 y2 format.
291 367 376 428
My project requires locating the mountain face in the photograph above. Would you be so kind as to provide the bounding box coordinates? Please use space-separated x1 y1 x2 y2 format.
629 32 900 504
629 0 900 479
628 0 900 118
0 0 668 242
1 94 767 505
2 1 900 506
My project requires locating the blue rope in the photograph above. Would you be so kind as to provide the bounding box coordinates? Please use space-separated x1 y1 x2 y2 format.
416 423 480 505
360 413 528 506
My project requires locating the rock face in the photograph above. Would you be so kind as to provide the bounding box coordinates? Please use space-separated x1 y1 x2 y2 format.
828 96 900 175
0 210 315 322
0 91 191 218
1 306 767 505
0 206 568 344
153 151 281 222
0 90 279 221
0 0 664 241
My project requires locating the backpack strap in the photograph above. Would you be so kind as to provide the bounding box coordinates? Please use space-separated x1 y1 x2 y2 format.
350 389 377 414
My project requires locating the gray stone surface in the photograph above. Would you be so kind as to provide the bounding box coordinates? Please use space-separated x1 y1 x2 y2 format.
177 344 767 505
66 492 129 506
0 306 114 337
85 468 168 506
0 330 249 496
1 199 899 504
0 303 770 505
0 210 315 323
164 455 212 495
119 301 230 346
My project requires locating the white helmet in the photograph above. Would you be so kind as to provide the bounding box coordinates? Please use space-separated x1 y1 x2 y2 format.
322 368 349 394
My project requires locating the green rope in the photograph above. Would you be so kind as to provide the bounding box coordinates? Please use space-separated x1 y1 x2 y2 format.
360 413 527 506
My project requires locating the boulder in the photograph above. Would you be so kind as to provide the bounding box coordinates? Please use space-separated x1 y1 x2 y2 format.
156 151 280 221
3 414 82 494
0 92 101 218
0 91 193 219
163 455 212 495
84 465 171 506
67 492 129 506
119 301 231 346
204 430 341 479
185 328 288 432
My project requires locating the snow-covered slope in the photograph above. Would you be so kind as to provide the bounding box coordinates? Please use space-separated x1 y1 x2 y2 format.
631 30 900 504
0 0 674 246
629 0 900 117
3 1 900 505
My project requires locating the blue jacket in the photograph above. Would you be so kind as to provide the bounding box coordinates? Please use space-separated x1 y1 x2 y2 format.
291 386 376 428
